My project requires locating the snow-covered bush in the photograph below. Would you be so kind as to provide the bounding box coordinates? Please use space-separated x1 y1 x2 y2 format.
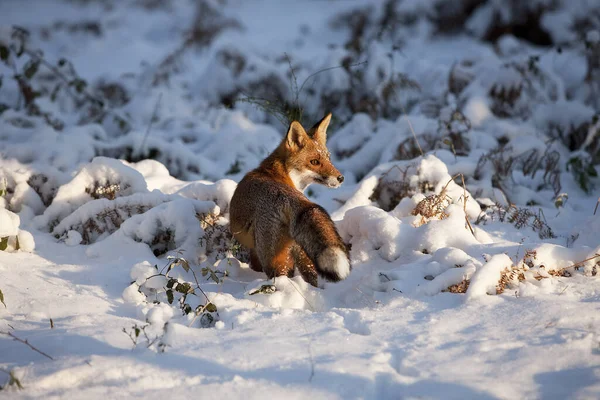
34 156 149 231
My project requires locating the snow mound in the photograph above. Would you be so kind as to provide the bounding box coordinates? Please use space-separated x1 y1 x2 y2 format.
88 198 218 262
35 157 149 231
0 208 20 238
334 155 480 219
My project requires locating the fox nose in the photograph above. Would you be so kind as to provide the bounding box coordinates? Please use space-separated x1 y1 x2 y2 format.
337 175 344 183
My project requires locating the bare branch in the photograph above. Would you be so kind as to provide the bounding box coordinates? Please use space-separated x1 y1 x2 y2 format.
1 331 54 361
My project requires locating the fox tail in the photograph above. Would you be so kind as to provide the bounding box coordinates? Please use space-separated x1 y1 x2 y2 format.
290 204 350 282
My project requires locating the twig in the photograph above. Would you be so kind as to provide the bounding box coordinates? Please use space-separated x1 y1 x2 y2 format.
558 285 569 295
379 272 391 282
595 197 599 215
0 368 24 390
403 114 423 156
141 325 160 348
298 60 367 102
22 48 102 106
460 174 475 236
138 92 163 155
122 327 138 346
284 53 299 106
1 331 54 360
190 269 212 304
552 253 600 275
186 268 218 328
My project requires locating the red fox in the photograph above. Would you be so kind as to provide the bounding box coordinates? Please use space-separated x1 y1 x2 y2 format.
230 113 350 287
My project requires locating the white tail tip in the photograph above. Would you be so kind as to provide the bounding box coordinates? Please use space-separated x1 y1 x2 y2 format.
318 248 350 280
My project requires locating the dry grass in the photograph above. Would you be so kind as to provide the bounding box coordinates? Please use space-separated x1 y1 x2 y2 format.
496 251 600 294
411 191 450 224
85 182 123 200
410 173 475 236
476 203 556 239
444 279 470 293
496 265 530 294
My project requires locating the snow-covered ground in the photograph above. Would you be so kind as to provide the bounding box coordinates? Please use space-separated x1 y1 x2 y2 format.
1 0 599 398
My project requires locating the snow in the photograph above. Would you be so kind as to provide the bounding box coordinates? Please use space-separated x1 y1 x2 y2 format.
1 0 600 398
467 253 513 299
0 208 20 237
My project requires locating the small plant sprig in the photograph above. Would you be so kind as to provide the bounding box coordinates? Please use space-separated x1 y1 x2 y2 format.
122 322 168 352
0 368 23 391
0 331 54 360
136 254 219 328
236 53 366 127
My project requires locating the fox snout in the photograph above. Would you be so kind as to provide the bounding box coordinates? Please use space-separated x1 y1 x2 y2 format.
322 172 344 188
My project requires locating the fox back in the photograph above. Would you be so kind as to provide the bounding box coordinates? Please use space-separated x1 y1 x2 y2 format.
230 113 350 286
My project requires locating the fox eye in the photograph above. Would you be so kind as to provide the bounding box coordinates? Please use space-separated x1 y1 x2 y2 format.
310 159 320 166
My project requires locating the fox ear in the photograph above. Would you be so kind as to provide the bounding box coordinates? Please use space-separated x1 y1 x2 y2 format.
309 113 332 146
286 121 308 149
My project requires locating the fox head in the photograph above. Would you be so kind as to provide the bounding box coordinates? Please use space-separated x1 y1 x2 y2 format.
283 113 344 191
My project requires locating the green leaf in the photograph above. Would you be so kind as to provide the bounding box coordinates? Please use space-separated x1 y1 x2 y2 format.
166 290 174 304
175 282 193 294
249 284 277 295
0 45 9 62
166 262 176 276
0 237 8 251
23 60 40 80
0 289 6 307
166 278 177 289
205 302 217 313
134 326 140 338
179 258 190 273
210 271 221 284
183 304 192 315
201 267 208 277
